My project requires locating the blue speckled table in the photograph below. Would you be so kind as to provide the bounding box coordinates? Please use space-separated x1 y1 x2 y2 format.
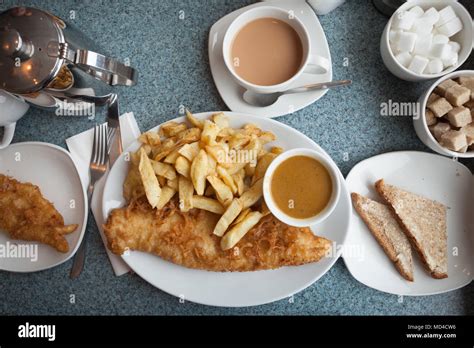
0 0 472 315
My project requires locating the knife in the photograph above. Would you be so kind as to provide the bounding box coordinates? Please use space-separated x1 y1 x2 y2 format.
106 93 123 166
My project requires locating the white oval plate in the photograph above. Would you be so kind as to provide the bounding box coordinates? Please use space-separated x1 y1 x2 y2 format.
102 112 351 307
208 0 332 118
0 142 87 272
344 151 473 296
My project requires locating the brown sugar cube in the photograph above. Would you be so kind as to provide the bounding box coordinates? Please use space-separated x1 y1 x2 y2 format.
460 80 474 92
427 93 440 104
429 122 451 141
435 79 458 96
459 78 474 100
447 106 472 127
461 123 474 145
458 76 474 86
440 130 468 152
459 146 468 153
428 97 453 117
445 85 471 106
457 76 474 85
425 109 437 126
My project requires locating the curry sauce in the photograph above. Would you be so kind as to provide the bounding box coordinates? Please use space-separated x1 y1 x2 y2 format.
271 156 332 219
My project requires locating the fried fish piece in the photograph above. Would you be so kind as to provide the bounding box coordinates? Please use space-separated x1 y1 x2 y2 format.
103 198 332 272
0 175 78 252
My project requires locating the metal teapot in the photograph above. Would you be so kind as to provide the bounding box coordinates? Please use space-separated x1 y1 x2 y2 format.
0 6 138 113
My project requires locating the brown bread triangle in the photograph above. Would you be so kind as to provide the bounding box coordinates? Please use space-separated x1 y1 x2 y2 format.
375 179 448 279
351 193 414 281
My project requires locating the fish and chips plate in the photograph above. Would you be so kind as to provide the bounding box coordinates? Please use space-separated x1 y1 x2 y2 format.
102 111 351 307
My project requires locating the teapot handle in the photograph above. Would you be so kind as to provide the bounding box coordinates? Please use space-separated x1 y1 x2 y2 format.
63 46 138 87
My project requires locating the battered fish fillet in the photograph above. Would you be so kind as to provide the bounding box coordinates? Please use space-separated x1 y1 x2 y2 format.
104 198 332 272
0 175 78 252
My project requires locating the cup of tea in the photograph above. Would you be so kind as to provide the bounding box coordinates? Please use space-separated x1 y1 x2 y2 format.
0 90 29 149
222 6 330 95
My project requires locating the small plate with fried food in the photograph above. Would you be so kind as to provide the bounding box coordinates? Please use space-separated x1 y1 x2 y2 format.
102 111 351 307
0 142 87 272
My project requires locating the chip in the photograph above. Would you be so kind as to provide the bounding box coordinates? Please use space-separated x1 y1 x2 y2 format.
150 160 176 180
178 142 200 162
221 211 263 250
207 175 233 207
175 156 191 178
192 196 224 214
201 120 220 146
240 178 263 209
159 121 188 138
138 148 161 208
190 150 208 195
213 198 243 237
178 176 194 212
157 186 177 209
186 109 204 129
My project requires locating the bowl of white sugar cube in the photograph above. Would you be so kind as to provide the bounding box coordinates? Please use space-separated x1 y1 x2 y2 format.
414 70 474 158
381 1 473 81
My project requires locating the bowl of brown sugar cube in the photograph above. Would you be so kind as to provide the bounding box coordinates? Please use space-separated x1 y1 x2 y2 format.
414 70 474 158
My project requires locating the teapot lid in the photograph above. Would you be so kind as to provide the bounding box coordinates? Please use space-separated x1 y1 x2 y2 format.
0 7 65 94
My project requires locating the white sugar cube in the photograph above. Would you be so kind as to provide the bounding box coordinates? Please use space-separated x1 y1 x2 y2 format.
448 41 461 53
437 17 463 37
442 51 458 68
395 52 412 68
413 34 432 56
409 6 424 17
390 43 400 54
436 6 457 27
389 30 400 42
432 34 449 45
422 7 440 26
410 18 433 35
408 55 429 74
425 59 443 74
439 18 464 38
392 10 416 31
430 43 452 60
397 31 417 52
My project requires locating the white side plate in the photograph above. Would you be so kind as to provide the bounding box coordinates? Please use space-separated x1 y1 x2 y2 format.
0 142 87 272
102 112 351 307
344 151 473 296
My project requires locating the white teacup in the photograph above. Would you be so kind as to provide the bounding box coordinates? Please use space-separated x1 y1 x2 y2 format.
0 90 29 149
222 6 330 95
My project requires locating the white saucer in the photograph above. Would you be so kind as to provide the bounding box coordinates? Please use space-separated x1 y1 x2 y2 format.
0 142 87 272
208 0 333 118
344 151 473 296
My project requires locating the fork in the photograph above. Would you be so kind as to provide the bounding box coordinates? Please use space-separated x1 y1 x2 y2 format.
70 123 109 279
